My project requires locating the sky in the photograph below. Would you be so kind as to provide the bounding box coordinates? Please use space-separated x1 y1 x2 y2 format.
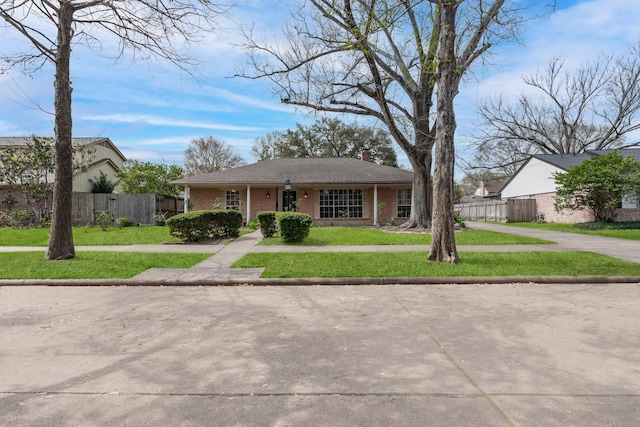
1 0 639 174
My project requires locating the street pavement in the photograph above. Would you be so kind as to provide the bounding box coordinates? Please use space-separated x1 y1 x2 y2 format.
1 283 639 426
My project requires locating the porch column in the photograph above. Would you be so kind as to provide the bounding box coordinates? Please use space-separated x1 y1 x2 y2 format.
184 186 190 213
246 184 251 222
373 184 378 225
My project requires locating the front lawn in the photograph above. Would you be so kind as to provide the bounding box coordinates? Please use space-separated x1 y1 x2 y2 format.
505 222 640 241
0 225 181 246
0 252 211 279
258 227 551 246
233 251 640 278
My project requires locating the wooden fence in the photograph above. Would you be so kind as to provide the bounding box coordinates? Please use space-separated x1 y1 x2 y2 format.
455 199 536 223
72 193 183 225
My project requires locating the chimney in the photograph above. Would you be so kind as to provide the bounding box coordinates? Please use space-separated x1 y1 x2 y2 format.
360 148 372 162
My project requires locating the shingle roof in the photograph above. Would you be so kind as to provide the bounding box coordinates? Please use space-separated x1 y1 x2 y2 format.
533 148 640 170
173 158 413 186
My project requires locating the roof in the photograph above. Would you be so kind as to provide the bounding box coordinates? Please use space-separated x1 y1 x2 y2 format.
173 158 413 187
0 137 127 162
532 149 640 170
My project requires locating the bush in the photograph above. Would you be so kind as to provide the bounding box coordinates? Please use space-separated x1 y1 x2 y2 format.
247 218 260 229
278 212 313 243
166 209 243 242
94 209 115 231
115 216 133 228
257 211 278 237
0 210 35 228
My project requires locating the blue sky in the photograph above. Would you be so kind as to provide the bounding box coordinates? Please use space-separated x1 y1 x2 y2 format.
1 0 639 172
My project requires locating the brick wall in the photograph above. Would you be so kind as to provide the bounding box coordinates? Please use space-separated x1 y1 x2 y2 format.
613 208 640 222
533 192 594 223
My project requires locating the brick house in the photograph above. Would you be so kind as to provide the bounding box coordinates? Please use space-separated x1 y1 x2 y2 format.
500 149 640 223
172 156 414 225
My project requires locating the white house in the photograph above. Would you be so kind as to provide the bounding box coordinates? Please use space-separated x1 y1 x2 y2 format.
500 149 640 223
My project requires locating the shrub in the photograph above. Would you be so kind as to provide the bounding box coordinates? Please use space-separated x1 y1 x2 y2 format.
278 212 313 242
115 216 133 228
166 209 243 242
94 209 115 231
247 218 260 229
154 212 167 226
0 210 35 228
257 211 278 237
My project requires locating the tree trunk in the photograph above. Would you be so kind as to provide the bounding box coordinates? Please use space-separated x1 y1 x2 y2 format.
47 1 75 260
401 149 432 229
428 2 459 264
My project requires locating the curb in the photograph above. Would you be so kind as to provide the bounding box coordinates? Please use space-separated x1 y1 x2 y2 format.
1 276 639 287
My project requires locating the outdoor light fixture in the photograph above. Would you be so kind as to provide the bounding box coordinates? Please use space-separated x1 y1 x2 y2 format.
304 191 308 198
284 179 292 211
266 191 270 198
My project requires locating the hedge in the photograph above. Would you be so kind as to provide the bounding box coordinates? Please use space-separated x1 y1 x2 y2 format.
277 212 313 242
257 211 278 237
166 209 243 242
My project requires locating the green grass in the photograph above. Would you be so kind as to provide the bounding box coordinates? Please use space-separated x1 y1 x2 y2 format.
233 251 640 278
0 252 211 279
504 222 640 241
0 225 182 246
258 227 551 246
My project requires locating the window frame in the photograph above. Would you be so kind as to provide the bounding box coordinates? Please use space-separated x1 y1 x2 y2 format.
319 189 363 219
397 188 411 218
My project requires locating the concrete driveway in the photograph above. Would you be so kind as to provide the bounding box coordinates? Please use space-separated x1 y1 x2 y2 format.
1 283 639 426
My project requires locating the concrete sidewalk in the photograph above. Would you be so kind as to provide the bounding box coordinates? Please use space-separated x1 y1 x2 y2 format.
1 284 639 426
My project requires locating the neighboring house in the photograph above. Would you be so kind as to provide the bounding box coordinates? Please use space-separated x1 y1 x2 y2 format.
0 137 127 213
500 149 640 223
172 156 414 225
0 136 126 192
459 180 506 203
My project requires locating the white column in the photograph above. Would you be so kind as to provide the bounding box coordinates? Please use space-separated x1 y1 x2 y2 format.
373 184 378 225
184 186 190 213
246 184 251 222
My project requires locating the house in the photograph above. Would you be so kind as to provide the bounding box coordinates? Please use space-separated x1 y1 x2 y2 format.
172 156 414 225
500 149 640 223
0 137 127 213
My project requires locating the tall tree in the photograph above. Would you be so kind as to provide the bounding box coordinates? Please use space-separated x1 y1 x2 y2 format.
0 0 225 260
239 0 548 261
184 137 245 176
252 118 398 166
470 44 640 175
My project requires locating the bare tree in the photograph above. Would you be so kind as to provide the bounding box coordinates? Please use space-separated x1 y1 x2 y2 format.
471 44 640 174
0 0 226 259
237 0 550 261
238 0 441 229
184 137 245 176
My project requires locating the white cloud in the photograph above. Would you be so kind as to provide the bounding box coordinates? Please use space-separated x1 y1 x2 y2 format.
80 113 264 132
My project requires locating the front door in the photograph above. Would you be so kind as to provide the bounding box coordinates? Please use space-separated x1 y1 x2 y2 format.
282 190 297 211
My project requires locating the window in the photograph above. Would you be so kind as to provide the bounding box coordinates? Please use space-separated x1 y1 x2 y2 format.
226 190 240 210
319 189 363 218
397 188 411 218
